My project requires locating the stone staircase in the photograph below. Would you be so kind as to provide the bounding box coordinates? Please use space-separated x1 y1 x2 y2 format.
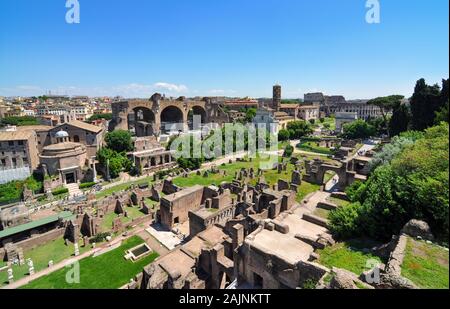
65 183 83 198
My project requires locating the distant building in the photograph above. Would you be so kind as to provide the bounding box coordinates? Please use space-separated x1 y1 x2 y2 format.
39 130 88 185
253 108 295 134
47 120 105 158
298 105 320 121
254 85 296 133
272 85 282 111
0 130 40 183
304 92 325 104
36 105 68 116
329 101 382 120
335 112 358 133
223 98 258 111
23 109 35 117
69 105 92 121
131 136 175 176
304 92 383 120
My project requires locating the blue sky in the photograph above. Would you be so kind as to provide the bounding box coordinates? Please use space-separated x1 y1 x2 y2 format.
0 0 448 99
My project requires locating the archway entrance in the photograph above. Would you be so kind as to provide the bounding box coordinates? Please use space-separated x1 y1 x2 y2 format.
65 172 76 184
188 106 207 130
160 106 184 134
323 170 339 192
131 107 155 137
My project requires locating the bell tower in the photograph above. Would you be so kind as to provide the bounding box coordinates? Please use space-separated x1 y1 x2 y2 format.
273 84 281 111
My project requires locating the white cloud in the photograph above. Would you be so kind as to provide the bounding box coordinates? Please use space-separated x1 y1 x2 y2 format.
153 82 188 93
16 85 43 91
208 89 237 95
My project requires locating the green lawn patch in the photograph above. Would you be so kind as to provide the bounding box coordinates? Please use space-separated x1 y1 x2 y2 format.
317 240 383 275
100 206 147 232
297 141 332 155
313 207 331 219
401 237 449 289
96 176 154 199
327 197 350 207
22 236 159 289
323 171 336 184
0 237 89 287
321 117 336 131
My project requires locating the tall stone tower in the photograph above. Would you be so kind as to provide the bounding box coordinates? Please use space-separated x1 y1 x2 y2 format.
273 84 281 111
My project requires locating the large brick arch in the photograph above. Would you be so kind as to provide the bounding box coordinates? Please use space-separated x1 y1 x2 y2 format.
109 95 220 136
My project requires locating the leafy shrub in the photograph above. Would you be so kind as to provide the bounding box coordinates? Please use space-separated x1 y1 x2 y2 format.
301 278 318 289
283 145 294 157
52 187 69 196
287 121 313 139
345 181 365 202
0 175 43 204
278 129 290 141
328 202 362 239
331 123 449 242
79 182 96 189
341 119 376 139
0 116 39 126
105 130 133 153
89 232 111 244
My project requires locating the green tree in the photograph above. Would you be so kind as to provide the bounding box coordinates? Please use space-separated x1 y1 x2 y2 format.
435 100 449 124
278 129 290 141
328 202 362 239
410 78 445 131
368 117 388 136
96 147 131 179
87 113 113 122
330 123 449 241
244 108 257 123
0 175 43 204
367 95 404 135
389 104 411 136
283 145 294 157
341 120 376 139
0 116 40 127
286 121 313 139
105 130 133 153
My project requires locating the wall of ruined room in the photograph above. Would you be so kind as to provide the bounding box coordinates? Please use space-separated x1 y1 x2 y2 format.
0 228 65 261
236 233 323 289
160 186 204 229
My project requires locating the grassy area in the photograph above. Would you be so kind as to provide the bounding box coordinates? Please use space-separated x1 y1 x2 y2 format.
296 181 321 202
401 237 449 289
321 117 336 131
0 237 90 286
100 206 147 232
173 155 322 203
297 141 332 155
96 176 154 199
317 240 383 275
313 207 331 219
174 156 271 188
323 171 336 184
293 153 338 165
327 197 350 207
95 154 332 205
22 236 159 289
